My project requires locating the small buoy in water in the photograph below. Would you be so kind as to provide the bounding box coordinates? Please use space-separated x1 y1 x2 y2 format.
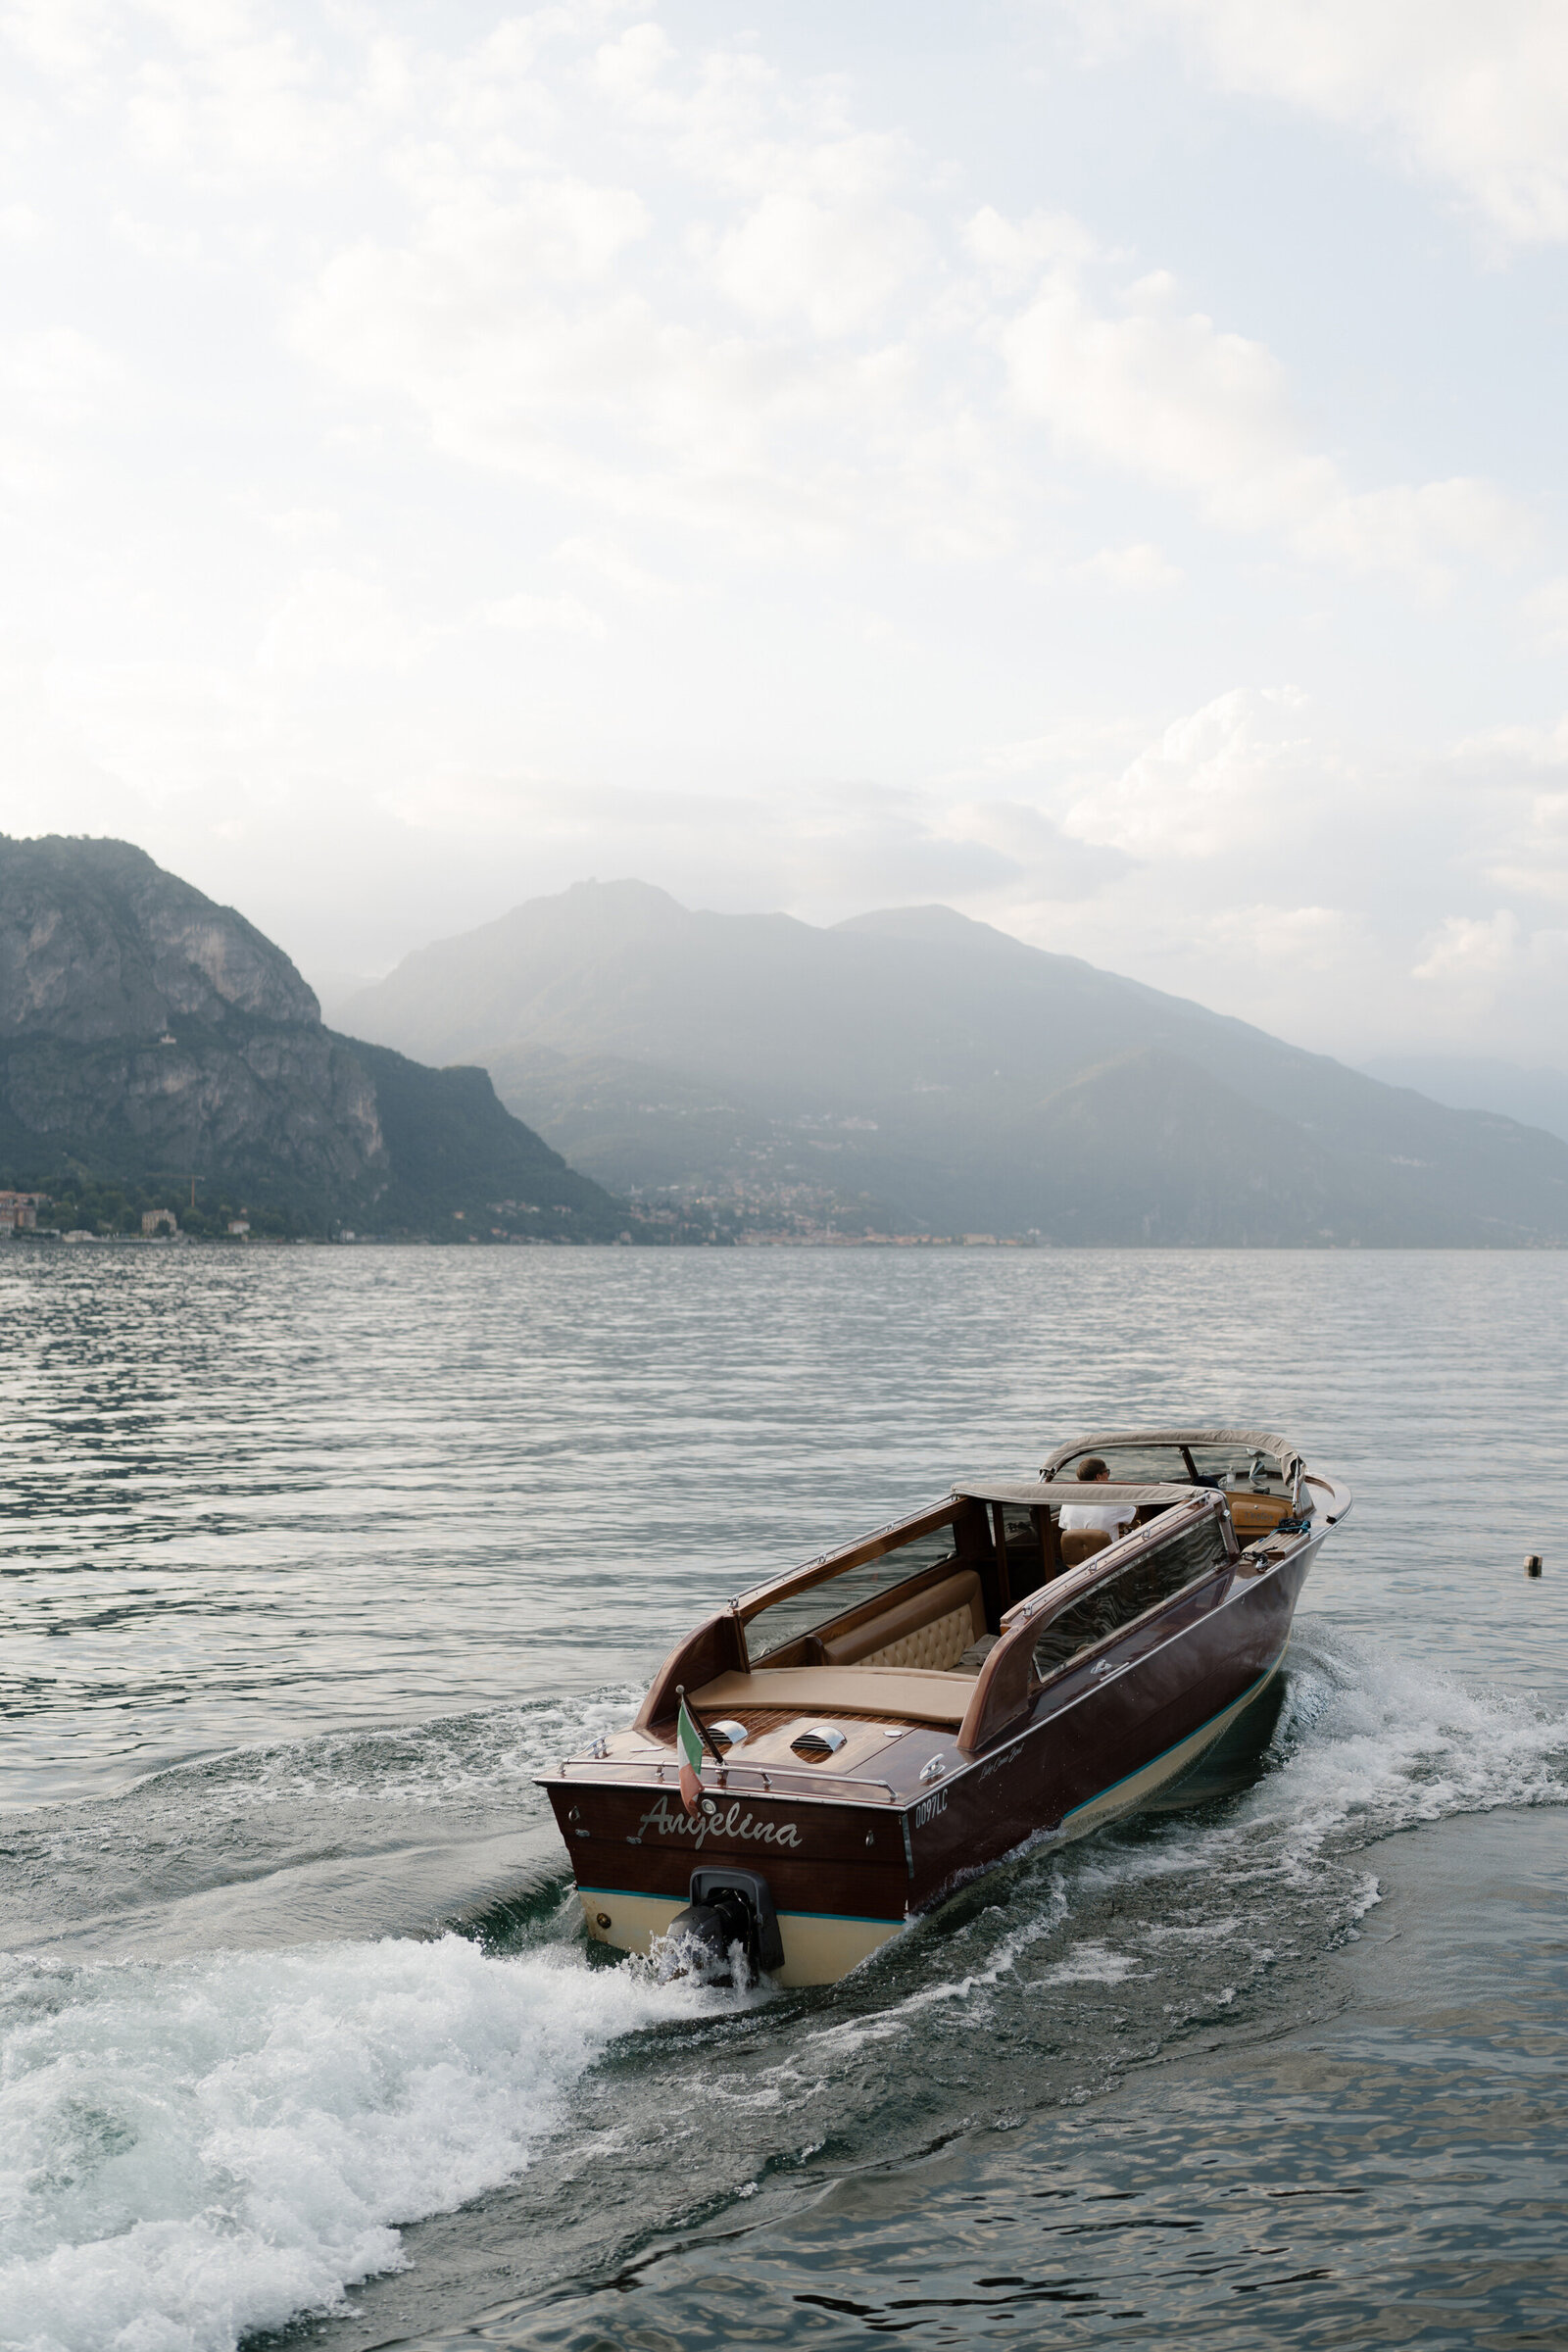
1525 1554 1544 1578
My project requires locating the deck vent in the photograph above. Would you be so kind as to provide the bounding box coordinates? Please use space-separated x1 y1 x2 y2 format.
790 1725 848 1761
709 1719 749 1750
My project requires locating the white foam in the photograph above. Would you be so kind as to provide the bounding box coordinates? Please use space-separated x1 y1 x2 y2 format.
1037 1940 1144 1986
806 1872 1073 2055
1260 1633 1567 1848
0 1935 725 2352
809 1631 1567 2054
1070 1627 1568 1912
6 1639 1562 2349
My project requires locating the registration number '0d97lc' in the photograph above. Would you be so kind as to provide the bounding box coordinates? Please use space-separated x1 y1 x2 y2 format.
913 1788 949 1829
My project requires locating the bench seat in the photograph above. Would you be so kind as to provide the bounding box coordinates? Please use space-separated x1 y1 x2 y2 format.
818 1568 985 1672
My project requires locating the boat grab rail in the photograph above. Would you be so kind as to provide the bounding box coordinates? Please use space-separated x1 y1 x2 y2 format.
551 1754 903 1804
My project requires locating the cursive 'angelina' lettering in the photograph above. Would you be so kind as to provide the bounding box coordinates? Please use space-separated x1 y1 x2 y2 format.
631 1792 803 1852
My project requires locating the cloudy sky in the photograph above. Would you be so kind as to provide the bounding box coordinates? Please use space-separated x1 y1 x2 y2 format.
3 1 1567 1058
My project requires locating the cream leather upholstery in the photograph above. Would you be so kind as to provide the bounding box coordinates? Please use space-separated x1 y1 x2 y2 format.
819 1569 986 1672
858 1600 978 1673
1059 1528 1111 1571
692 1667 969 1727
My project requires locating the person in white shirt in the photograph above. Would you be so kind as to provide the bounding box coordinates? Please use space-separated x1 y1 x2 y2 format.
1057 1455 1136 1542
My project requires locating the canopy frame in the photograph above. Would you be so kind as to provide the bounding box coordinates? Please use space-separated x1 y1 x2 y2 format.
1039 1427 1304 1491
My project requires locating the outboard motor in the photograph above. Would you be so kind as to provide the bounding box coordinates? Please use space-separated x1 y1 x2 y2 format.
662 1866 784 1985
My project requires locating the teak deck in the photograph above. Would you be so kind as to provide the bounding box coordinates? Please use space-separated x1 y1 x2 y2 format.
541 1426 1351 1984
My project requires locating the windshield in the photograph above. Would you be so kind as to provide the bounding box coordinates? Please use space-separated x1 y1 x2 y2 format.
743 1518 962 1666
1050 1442 1289 1493
1032 1513 1230 1679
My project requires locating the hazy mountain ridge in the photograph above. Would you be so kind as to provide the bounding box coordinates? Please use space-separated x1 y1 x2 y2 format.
341 880 1568 1246
0 838 622 1239
1360 1054 1568 1147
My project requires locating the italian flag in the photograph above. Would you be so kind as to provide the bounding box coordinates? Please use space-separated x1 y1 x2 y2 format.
676 1692 706 1814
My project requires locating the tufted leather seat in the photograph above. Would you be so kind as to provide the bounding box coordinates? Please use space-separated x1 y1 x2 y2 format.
819 1569 986 1674
858 1600 979 1672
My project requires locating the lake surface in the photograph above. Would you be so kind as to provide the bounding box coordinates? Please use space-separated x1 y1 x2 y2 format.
0 1247 1564 2351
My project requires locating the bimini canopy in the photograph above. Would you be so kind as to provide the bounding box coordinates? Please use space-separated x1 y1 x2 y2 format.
1039 1428 1304 1489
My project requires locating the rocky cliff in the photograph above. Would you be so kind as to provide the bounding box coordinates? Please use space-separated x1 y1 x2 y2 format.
0 837 621 1238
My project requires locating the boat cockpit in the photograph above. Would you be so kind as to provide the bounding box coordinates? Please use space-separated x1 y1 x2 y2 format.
1040 1427 1313 1545
630 1428 1347 1771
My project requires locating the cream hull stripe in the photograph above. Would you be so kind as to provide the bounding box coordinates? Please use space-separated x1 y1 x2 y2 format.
578 1886 901 1927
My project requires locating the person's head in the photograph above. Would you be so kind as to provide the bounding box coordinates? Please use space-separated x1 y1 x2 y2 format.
1076 1455 1109 1484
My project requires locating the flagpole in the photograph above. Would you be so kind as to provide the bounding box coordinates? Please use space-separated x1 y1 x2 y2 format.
674 1684 712 1816
677 1683 727 1765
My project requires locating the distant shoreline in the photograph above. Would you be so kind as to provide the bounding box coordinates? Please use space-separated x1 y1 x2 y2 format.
7 1231 1563 1253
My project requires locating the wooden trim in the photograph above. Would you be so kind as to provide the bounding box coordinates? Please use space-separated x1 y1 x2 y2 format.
957 1610 1037 1754
634 1608 748 1731
989 1501 1012 1615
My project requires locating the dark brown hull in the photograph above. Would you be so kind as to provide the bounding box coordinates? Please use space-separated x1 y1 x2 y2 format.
544 1534 1319 1984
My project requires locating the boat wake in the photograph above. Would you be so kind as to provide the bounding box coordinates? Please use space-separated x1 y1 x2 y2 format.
0 1936 741 2352
0 1625 1562 2352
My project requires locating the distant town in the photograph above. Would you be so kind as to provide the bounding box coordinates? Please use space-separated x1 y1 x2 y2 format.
2 1188 255 1240
2 1183 1044 1248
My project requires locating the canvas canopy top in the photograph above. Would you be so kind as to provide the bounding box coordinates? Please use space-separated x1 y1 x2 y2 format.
1038 1428 1303 1488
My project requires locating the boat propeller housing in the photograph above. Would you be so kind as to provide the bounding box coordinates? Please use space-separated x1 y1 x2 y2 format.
664 1865 785 1982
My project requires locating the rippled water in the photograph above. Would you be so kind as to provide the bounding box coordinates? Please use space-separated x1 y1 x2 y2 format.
1 1248 1565 2351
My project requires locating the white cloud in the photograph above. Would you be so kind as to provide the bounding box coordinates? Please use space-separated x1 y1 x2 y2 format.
1059 685 1324 858
0 0 115 84
482 590 605 637
998 257 1529 580
283 43 1534 588
710 189 929 336
1117 0 1568 245
2 1 1567 1069
0 325 124 425
1077 540 1182 592
1406 906 1568 1037
0 201 44 245
109 207 204 264
1446 719 1568 907
1413 907 1526 983
965 203 1102 290
255 569 418 675
552 533 673 600
1522 575 1568 647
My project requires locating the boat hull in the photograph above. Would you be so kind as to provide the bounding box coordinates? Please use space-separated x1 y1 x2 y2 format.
545 1535 1319 1984
572 1886 906 1984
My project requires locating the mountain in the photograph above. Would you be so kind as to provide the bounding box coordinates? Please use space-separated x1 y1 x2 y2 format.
339 879 1568 1245
1360 1054 1568 1147
0 837 623 1240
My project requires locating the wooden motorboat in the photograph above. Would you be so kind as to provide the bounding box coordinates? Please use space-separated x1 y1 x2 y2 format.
541 1428 1350 1986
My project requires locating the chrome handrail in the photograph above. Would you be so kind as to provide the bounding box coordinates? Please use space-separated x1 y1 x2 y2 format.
550 1755 902 1804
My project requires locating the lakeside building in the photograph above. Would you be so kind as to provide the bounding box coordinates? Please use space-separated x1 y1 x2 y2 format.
141 1209 178 1236
0 1191 46 1231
